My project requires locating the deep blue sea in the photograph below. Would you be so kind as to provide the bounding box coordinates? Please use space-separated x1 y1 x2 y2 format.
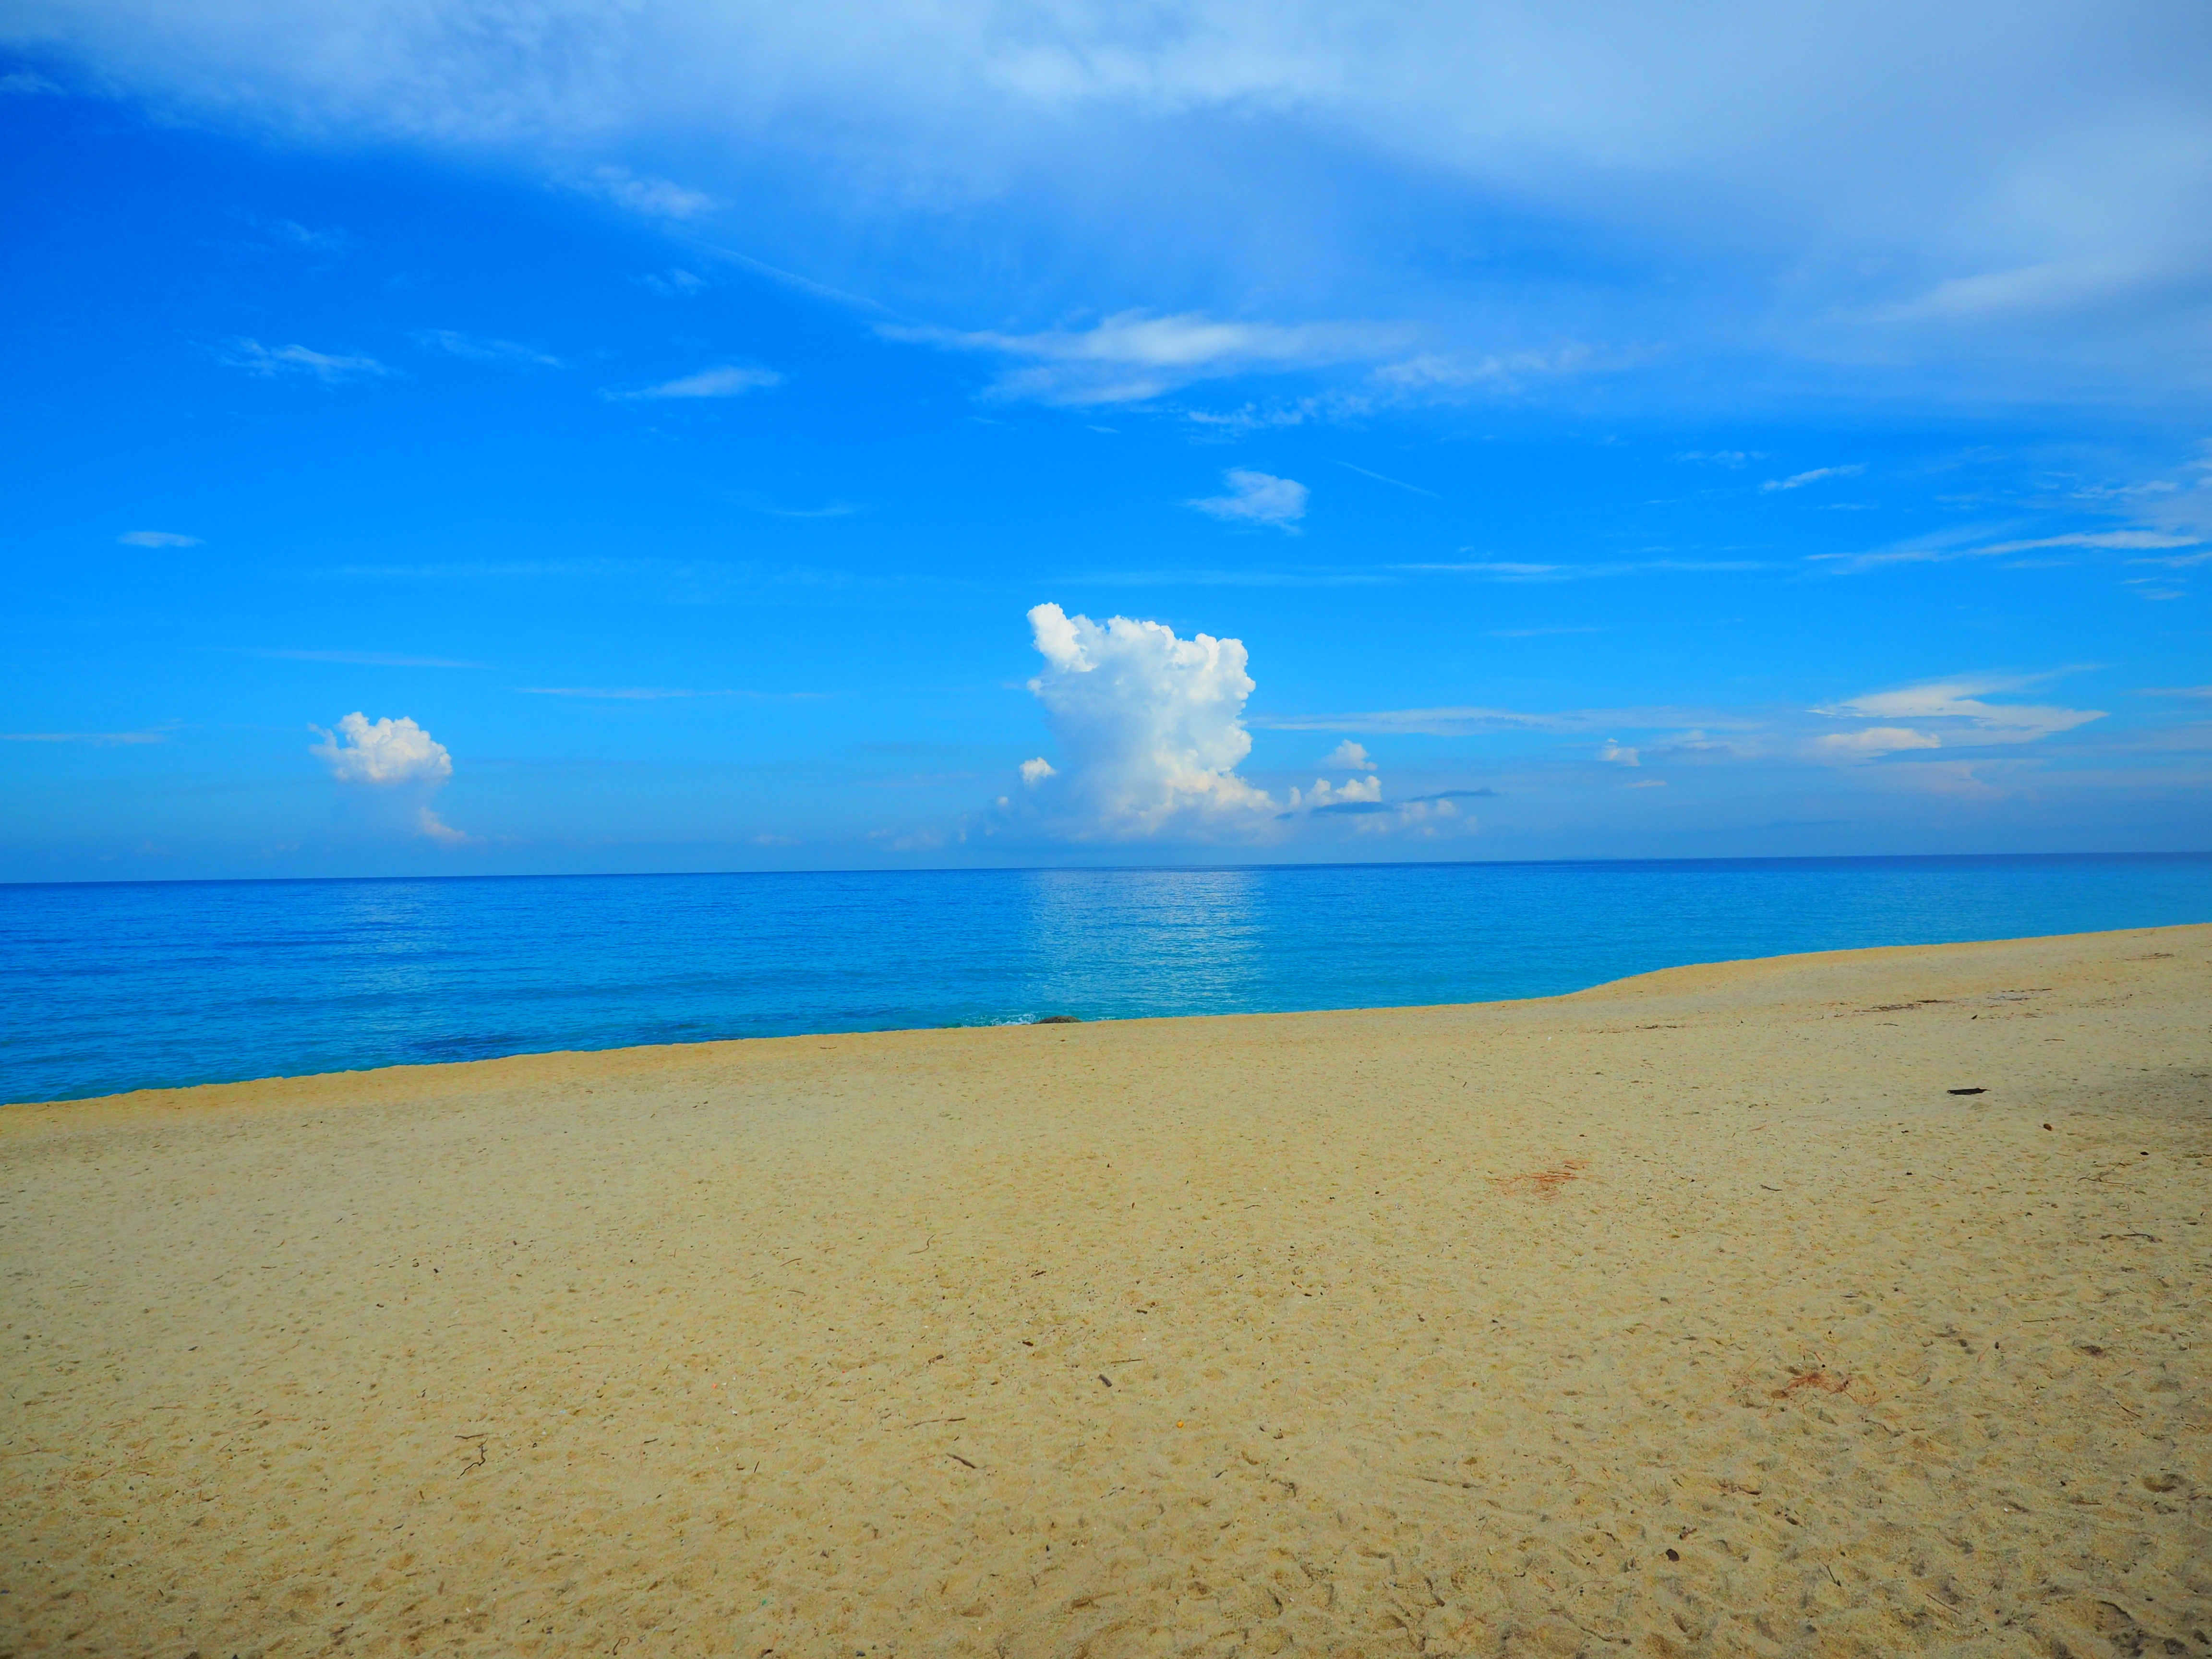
3 854 2207 1103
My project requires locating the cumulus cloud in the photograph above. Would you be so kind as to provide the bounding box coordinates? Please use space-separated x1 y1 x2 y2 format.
310 711 468 842
1018 602 1274 838
312 712 451 783
605 364 783 400
1289 773 1382 811
1190 469 1308 529
118 529 200 547
1278 771 1474 837
1325 740 1375 771
1019 756 1056 785
1596 739 1640 766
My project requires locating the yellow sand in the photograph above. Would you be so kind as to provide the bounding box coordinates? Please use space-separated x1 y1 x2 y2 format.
3 926 2207 1658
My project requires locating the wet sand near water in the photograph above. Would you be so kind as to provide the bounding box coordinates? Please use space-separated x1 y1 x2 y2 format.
3 925 2208 1657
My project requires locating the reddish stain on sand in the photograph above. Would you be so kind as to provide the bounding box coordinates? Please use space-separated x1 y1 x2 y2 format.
1493 1159 1588 1199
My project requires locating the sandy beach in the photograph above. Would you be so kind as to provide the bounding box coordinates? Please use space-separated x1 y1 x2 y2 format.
2 924 2206 1657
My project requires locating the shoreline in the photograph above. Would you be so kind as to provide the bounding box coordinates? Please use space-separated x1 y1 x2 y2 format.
9 920 2204 1117
4 922 2207 1654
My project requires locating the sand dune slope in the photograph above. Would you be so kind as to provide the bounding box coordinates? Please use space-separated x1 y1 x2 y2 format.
3 925 2208 1657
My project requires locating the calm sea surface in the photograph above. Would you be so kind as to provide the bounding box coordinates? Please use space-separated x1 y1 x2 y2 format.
3 854 2207 1103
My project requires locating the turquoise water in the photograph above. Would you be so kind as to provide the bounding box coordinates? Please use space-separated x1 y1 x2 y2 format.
2 854 2206 1103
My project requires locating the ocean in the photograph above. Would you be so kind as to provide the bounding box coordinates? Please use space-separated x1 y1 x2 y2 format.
3 854 2207 1104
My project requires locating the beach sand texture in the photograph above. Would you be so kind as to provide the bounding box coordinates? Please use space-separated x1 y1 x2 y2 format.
3 925 2207 1658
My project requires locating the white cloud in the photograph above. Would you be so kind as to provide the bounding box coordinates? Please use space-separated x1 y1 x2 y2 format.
606 364 782 400
1292 773 1383 809
1018 601 1274 838
311 712 469 843
1814 675 2105 745
224 339 391 381
414 328 563 366
1596 739 1639 766
1367 344 1599 393
268 217 348 252
0 727 168 745
253 648 486 667
579 165 714 220
1992 530 2200 556
1335 461 1441 499
1881 258 2156 323
1761 464 1864 493
639 268 708 297
1190 469 1308 529
17 1 2212 412
416 805 468 843
1324 740 1375 771
1814 725 1944 758
1816 526 2202 574
118 529 200 547
1019 756 1056 785
885 312 1405 405
517 685 743 699
311 711 452 784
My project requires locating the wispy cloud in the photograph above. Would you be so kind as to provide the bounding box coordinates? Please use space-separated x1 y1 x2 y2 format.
222 339 391 381
1880 258 2157 324
1986 530 2200 555
1189 469 1308 530
1761 464 1864 493
305 555 916 607
413 329 563 367
0 727 169 745
755 501 866 519
885 311 1407 406
1336 460 1442 499
250 649 488 668
118 529 200 548
1068 565 1391 588
578 165 714 221
1812 673 2105 746
268 217 349 253
516 685 764 699
637 269 707 298
2140 685 2212 700
1252 705 1587 736
1813 725 1943 758
603 364 782 400
1395 558 1770 581
1367 344 1602 394
1815 526 2202 573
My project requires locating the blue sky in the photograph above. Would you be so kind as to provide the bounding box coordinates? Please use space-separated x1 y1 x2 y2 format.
2 1 2208 879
